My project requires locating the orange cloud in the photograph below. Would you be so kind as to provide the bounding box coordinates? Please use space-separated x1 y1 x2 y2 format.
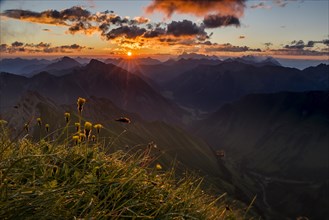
146 0 246 18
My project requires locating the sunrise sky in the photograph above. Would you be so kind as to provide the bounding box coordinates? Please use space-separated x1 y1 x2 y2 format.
0 0 328 60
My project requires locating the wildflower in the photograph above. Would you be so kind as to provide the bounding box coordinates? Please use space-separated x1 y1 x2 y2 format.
0 120 8 125
77 97 86 113
75 123 80 132
24 123 29 133
72 135 80 145
45 124 50 133
91 135 96 142
84 121 92 139
115 117 131 124
37 118 42 127
156 164 162 170
64 112 70 123
79 133 86 141
94 124 103 134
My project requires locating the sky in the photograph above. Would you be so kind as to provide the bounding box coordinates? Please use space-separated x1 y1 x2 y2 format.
0 0 328 60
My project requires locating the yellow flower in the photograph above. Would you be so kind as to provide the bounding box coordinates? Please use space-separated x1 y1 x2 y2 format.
0 120 8 125
64 112 70 123
91 135 96 142
77 97 86 113
156 164 162 170
94 124 103 134
45 124 50 133
79 133 86 141
72 135 80 145
37 118 42 127
84 121 92 138
75 122 80 132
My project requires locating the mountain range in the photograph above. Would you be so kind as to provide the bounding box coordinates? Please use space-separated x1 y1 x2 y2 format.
162 61 329 111
1 55 328 219
0 59 187 123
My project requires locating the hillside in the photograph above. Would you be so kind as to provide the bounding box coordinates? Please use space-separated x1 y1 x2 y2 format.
2 91 220 180
0 110 257 219
195 91 329 219
0 59 188 124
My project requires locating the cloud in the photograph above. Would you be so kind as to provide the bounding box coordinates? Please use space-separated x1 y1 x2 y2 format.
284 39 329 49
205 43 262 52
250 2 272 9
105 26 147 40
144 27 166 38
1 6 238 50
270 48 329 56
239 35 246 39
269 39 329 56
166 20 209 40
1 6 91 26
1 41 91 54
11 41 24 47
203 14 240 28
273 0 288 7
0 44 7 52
146 0 246 18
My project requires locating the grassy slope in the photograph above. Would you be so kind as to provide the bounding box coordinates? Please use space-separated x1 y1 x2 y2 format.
0 125 258 219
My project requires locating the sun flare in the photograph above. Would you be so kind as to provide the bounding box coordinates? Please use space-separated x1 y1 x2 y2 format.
127 51 132 57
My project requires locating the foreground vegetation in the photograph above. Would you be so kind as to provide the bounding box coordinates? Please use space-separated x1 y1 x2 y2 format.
0 98 255 219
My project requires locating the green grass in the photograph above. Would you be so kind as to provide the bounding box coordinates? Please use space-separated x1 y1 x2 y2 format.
0 125 252 220
0 96 258 219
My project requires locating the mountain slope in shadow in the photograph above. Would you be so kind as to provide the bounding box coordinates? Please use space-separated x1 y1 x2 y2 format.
0 59 187 124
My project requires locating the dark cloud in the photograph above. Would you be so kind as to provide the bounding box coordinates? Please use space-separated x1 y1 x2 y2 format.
273 0 288 7
105 26 147 40
271 48 329 56
1 41 90 54
284 40 307 49
2 6 221 46
0 44 8 52
144 27 166 38
271 38 329 56
205 43 262 52
264 42 273 49
250 2 271 9
322 39 329 46
1 6 90 25
284 39 328 49
11 41 24 47
203 14 240 28
167 20 209 40
146 0 246 18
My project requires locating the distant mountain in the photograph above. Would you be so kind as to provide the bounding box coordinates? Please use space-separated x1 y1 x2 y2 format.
164 61 329 111
0 59 188 124
177 52 219 60
138 58 222 83
0 58 52 75
74 56 92 64
229 55 281 67
45 56 81 70
195 91 329 219
25 56 82 77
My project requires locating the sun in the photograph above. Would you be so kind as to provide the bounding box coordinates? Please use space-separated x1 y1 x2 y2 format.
127 51 132 57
